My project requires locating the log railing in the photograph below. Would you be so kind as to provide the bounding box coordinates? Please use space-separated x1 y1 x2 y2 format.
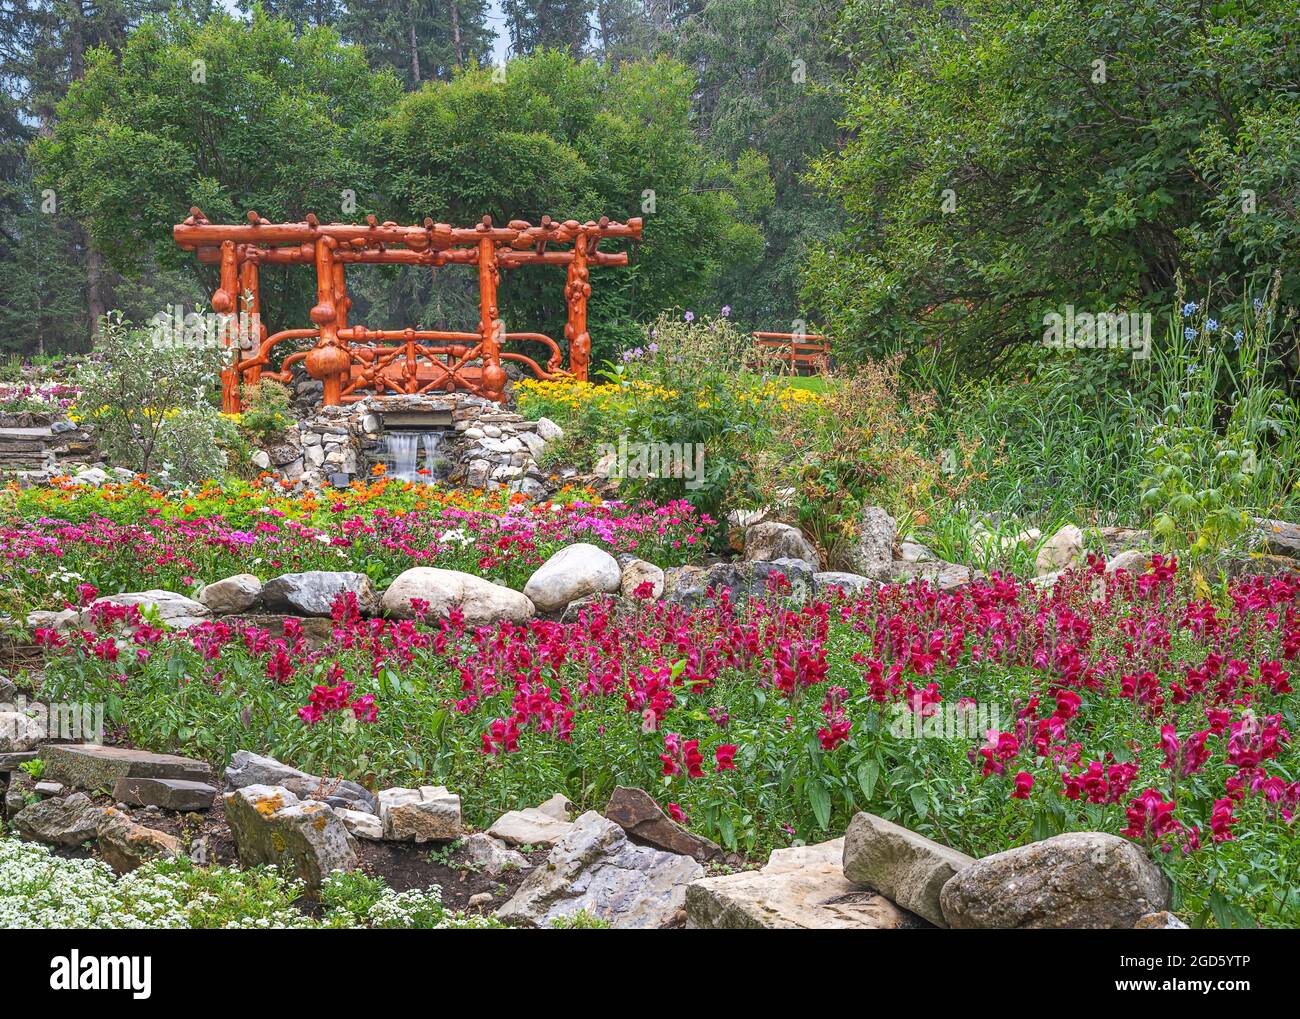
175 211 642 411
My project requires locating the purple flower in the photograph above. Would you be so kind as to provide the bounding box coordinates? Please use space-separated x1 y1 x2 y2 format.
684 311 695 322
721 305 731 318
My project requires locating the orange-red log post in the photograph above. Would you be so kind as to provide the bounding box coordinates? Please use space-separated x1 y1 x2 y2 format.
305 235 350 406
477 230 506 402
564 228 592 381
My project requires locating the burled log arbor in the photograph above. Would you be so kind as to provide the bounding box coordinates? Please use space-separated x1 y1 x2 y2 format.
173 210 642 411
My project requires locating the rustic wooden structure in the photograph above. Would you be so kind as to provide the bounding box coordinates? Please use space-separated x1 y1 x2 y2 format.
750 331 830 374
174 210 642 411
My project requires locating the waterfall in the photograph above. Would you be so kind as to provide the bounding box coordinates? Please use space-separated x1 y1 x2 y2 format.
379 429 448 482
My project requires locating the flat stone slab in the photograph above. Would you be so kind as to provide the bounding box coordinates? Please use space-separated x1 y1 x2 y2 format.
488 803 576 848
0 751 38 771
42 744 213 793
113 776 218 811
685 838 914 929
842 812 975 928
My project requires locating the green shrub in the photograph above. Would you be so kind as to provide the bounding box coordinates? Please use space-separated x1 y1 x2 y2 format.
73 313 228 484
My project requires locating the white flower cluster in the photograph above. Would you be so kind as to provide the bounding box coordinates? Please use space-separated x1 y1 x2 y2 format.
0 838 185 929
1 837 504 929
366 886 503 929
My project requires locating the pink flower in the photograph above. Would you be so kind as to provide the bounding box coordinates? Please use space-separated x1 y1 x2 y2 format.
1011 771 1034 799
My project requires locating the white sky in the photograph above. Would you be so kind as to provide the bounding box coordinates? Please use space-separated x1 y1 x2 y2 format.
218 0 513 62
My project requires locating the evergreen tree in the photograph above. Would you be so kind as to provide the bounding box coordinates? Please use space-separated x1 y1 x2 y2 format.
501 0 593 56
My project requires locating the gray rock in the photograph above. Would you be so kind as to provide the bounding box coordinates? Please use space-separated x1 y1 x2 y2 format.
888 558 980 592
685 838 910 929
0 711 46 754
533 417 564 443
668 559 814 606
523 543 622 613
939 832 1171 929
3 771 34 819
1255 518 1300 558
0 751 38 771
223 750 376 814
743 521 820 569
813 571 877 596
224 785 358 889
497 811 703 929
380 567 535 626
261 571 378 617
112 776 217 811
848 506 896 579
43 744 213 793
487 794 576 847
12 792 106 847
842 812 975 927
1105 549 1152 575
199 573 263 614
78 590 210 630
456 833 532 876
337 807 383 840
378 785 462 842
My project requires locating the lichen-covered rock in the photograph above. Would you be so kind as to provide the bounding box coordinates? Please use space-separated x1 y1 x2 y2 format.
223 750 376 814
497 811 703 929
841 812 974 927
42 744 213 793
223 784 358 889
96 809 182 874
380 567 535 626
939 832 1171 929
1135 910 1189 929
523 543 622 613
261 571 378 617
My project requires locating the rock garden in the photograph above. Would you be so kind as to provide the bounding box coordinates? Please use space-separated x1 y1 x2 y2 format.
3 3 1300 935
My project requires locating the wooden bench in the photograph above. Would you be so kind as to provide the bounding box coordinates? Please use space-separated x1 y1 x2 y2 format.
750 332 830 374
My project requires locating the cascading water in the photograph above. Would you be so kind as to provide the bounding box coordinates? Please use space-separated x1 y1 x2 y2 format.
378 429 448 481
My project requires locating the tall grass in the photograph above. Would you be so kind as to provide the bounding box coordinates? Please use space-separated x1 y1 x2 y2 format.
913 283 1299 566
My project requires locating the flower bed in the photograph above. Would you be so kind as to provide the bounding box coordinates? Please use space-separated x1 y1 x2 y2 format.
1 479 713 610
37 556 1300 927
0 838 501 929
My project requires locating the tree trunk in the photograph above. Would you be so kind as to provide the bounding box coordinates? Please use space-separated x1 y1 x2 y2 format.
450 1 462 69
408 2 421 85
86 244 108 337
